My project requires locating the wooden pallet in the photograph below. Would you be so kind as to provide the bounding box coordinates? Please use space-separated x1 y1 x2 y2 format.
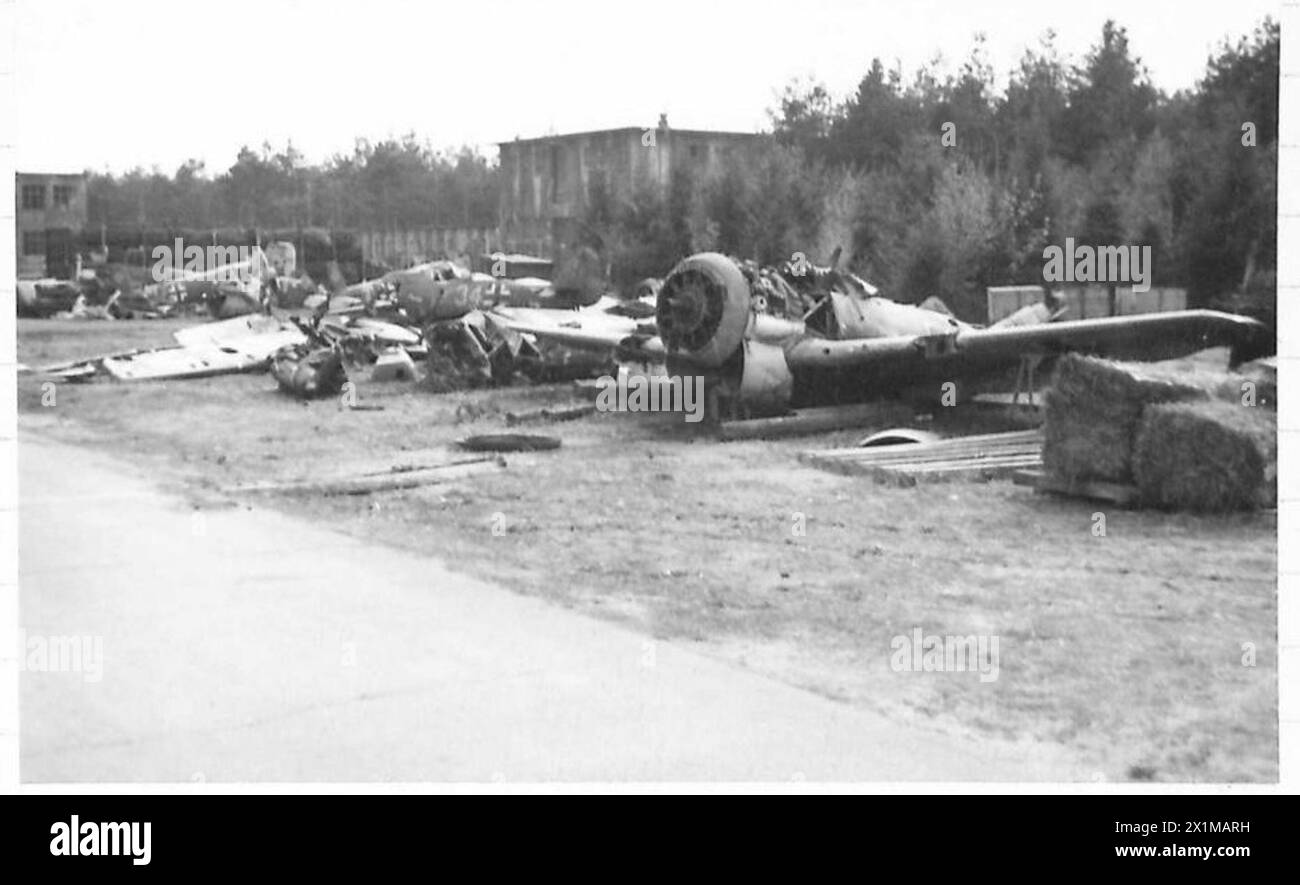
799 429 1043 485
1012 469 1139 506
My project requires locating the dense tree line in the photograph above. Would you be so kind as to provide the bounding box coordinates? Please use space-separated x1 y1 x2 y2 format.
86 135 499 235
85 19 1276 319
587 19 1277 318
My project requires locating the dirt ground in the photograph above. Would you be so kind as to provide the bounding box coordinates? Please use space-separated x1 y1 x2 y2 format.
16 318 1278 782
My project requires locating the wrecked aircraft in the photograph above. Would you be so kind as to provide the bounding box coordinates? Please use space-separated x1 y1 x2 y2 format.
26 314 309 383
268 312 432 398
16 273 150 320
17 279 85 318
146 245 275 317
271 342 348 398
498 251 1274 417
336 255 634 388
104 314 309 381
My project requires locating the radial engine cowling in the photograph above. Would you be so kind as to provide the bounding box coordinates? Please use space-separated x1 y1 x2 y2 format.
656 252 752 368
657 252 794 416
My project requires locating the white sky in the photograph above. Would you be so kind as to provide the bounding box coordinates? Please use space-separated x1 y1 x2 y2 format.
10 0 1282 175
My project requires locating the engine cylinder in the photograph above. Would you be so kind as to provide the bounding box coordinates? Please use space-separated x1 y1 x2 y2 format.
656 253 752 368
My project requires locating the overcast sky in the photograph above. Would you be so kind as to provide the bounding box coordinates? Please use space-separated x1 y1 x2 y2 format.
9 0 1281 175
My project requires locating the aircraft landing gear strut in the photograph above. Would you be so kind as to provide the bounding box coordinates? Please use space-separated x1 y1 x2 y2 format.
1012 354 1045 407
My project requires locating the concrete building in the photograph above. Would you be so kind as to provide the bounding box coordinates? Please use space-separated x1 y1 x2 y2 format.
357 226 498 269
16 172 88 278
497 117 760 256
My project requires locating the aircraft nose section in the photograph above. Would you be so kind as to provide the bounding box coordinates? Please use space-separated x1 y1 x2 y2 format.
656 253 753 368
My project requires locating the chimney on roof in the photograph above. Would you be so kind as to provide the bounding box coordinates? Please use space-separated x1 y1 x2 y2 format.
658 113 669 130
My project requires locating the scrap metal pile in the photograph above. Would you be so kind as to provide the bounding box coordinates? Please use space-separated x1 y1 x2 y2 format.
268 256 646 397
25 314 309 382
17 273 175 320
19 252 656 397
270 313 424 398
21 247 1275 451
18 248 290 322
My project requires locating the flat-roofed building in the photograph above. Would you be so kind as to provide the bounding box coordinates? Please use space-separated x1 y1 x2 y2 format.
497 117 760 256
16 171 88 279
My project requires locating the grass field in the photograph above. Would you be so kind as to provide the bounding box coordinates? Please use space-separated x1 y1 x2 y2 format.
16 318 1279 781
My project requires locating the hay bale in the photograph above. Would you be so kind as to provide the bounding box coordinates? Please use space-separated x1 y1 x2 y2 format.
1041 389 1133 480
1042 355 1210 482
1133 401 1276 512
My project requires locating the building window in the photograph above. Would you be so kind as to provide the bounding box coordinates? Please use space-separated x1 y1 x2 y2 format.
21 184 46 210
23 231 46 255
52 185 74 207
689 144 702 160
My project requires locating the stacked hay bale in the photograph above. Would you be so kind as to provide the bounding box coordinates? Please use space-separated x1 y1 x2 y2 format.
1042 354 1276 511
1042 355 1210 482
1133 400 1276 512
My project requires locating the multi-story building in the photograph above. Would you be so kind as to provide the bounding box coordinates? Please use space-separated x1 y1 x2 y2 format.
497 117 760 256
16 171 88 279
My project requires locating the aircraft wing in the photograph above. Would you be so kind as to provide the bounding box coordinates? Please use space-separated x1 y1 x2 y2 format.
156 247 270 284
490 306 666 361
785 310 1273 372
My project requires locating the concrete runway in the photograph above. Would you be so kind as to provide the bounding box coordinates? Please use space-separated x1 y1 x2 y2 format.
19 433 1084 782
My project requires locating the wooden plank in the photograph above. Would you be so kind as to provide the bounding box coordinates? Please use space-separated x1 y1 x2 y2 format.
802 452 1041 480
806 439 1040 465
903 455 1044 472
854 457 1043 486
505 403 596 425
809 451 1042 473
823 441 1042 465
800 429 1048 485
225 456 503 495
810 429 1042 460
719 403 910 441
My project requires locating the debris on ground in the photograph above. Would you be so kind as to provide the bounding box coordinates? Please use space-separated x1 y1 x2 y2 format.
17 279 84 318
800 429 1043 485
718 402 914 441
370 348 418 382
27 314 310 383
504 403 596 425
17 272 164 320
858 428 940 447
271 343 348 398
103 345 270 381
224 455 504 495
173 314 308 360
420 313 506 391
456 433 562 452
